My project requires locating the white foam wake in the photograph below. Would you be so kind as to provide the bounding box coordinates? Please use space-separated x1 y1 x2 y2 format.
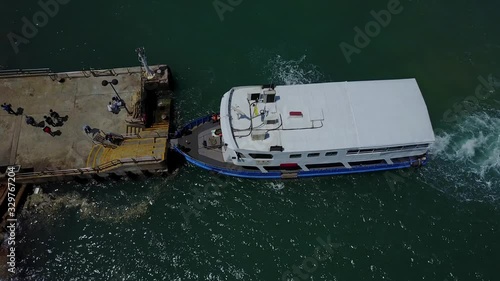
265 55 323 85
432 111 500 177
427 110 500 202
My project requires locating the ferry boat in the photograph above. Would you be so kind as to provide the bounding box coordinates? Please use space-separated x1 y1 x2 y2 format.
172 79 435 179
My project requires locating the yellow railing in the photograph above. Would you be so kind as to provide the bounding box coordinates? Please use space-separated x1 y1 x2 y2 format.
14 156 160 181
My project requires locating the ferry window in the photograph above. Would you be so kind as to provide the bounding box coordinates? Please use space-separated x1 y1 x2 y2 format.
348 160 387 166
266 94 276 103
347 150 359 155
359 149 374 154
250 93 260 101
416 144 429 148
325 152 338 156
374 148 386 153
249 153 273 159
307 153 320 157
403 145 417 150
242 166 261 170
388 146 403 151
264 166 282 171
270 146 284 152
391 157 409 163
290 154 302 158
306 163 345 169
265 119 279 125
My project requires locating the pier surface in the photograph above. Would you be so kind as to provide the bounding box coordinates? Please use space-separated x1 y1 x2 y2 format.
0 68 142 171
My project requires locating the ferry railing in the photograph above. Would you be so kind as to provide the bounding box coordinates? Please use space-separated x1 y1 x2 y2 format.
174 114 212 138
93 156 160 172
0 65 164 80
50 67 141 80
0 68 53 79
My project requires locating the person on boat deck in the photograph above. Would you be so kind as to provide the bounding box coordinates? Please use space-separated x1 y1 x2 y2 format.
211 113 220 123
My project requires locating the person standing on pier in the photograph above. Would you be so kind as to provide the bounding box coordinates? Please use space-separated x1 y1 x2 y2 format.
83 125 92 135
112 97 125 108
49 109 68 126
49 109 60 120
44 115 56 126
107 102 120 114
1 103 17 115
43 126 55 137
25 115 37 127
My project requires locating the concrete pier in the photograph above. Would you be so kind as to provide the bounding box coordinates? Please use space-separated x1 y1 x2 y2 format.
0 66 172 183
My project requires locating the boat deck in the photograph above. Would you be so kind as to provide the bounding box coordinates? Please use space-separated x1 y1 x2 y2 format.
176 121 240 170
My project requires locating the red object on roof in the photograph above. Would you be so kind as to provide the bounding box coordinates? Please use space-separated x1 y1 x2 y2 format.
289 111 303 117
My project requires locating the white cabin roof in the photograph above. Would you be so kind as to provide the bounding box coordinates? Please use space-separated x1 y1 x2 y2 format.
220 79 435 153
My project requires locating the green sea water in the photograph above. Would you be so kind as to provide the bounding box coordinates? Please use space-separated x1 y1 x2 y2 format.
1 0 500 280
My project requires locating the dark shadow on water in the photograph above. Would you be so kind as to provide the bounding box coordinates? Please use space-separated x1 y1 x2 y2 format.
125 171 141 181
53 130 62 136
91 174 108 183
36 121 45 127
167 149 187 172
108 173 123 181
16 107 24 115
73 176 89 184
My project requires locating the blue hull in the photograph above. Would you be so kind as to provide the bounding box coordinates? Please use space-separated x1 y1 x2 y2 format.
174 146 427 179
173 115 428 179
